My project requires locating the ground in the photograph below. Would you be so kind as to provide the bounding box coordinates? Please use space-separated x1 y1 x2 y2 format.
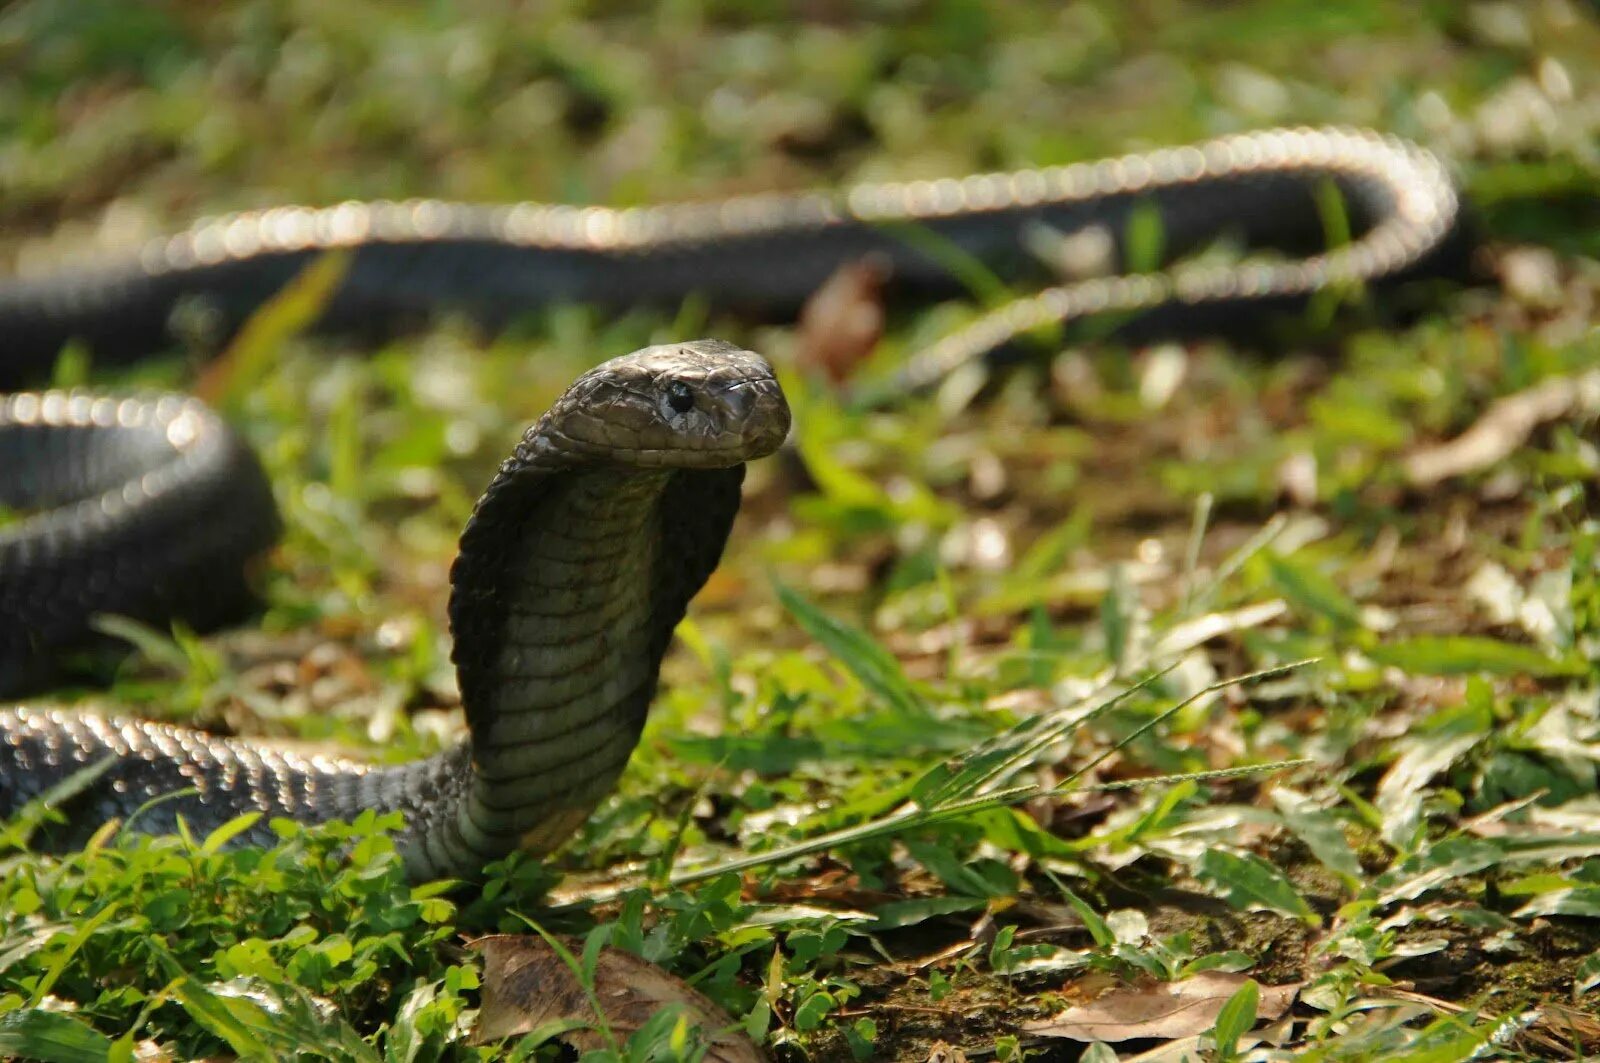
2 1 1599 1060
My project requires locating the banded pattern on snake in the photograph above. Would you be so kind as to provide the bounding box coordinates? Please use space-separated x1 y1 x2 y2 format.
0 126 1464 880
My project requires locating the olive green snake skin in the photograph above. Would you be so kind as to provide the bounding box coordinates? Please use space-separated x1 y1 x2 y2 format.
0 127 1463 880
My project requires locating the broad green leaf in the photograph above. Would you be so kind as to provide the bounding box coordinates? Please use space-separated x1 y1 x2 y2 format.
1100 563 1131 672
0 923 72 977
1500 834 1600 865
1307 392 1408 447
870 896 987 930
167 977 280 1059
1189 515 1288 611
1577 948 1600 995
30 903 121 1007
1013 509 1094 583
976 808 1082 861
1060 889 1113 949
50 343 92 390
1124 200 1166 274
1377 837 1506 906
905 839 1015 898
200 249 352 404
776 583 923 717
1376 731 1485 848
1117 779 1197 846
384 978 438 1063
581 924 608 987
793 990 836 1032
1197 850 1319 925
1 755 118 848
328 374 366 504
1265 553 1362 629
89 616 193 673
200 812 264 854
792 433 899 510
1210 978 1259 1060
1179 951 1254 976
1368 636 1581 677
1272 789 1362 881
0 1009 112 1063
879 221 1013 309
1513 886 1600 919
1315 176 1353 249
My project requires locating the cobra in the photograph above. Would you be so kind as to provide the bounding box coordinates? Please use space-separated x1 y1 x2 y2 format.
0 127 1463 880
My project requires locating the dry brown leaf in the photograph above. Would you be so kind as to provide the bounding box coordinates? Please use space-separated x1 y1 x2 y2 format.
795 256 889 386
1403 368 1600 487
1022 972 1301 1043
470 934 768 1062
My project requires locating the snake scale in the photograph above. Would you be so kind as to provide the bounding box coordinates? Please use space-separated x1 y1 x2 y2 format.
0 127 1464 881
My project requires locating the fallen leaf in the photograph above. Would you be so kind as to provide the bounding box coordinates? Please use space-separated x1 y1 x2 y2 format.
795 256 889 386
1023 972 1301 1043
1403 368 1600 487
471 935 767 1061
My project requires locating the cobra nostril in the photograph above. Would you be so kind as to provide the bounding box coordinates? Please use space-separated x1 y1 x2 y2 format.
745 387 791 453
715 376 769 419
723 387 755 422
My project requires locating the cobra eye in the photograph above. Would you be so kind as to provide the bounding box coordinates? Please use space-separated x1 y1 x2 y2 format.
665 380 695 414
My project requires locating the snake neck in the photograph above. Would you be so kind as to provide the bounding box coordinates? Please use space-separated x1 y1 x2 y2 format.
388 464 677 879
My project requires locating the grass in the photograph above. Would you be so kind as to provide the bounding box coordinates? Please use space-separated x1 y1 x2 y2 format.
3 0 1600 1059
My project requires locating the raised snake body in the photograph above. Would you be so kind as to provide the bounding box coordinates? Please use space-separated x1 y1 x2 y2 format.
0 127 1464 880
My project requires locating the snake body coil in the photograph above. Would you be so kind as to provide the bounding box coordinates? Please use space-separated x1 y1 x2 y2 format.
0 127 1464 879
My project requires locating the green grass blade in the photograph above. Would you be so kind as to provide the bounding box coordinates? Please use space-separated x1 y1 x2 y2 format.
776 582 924 717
